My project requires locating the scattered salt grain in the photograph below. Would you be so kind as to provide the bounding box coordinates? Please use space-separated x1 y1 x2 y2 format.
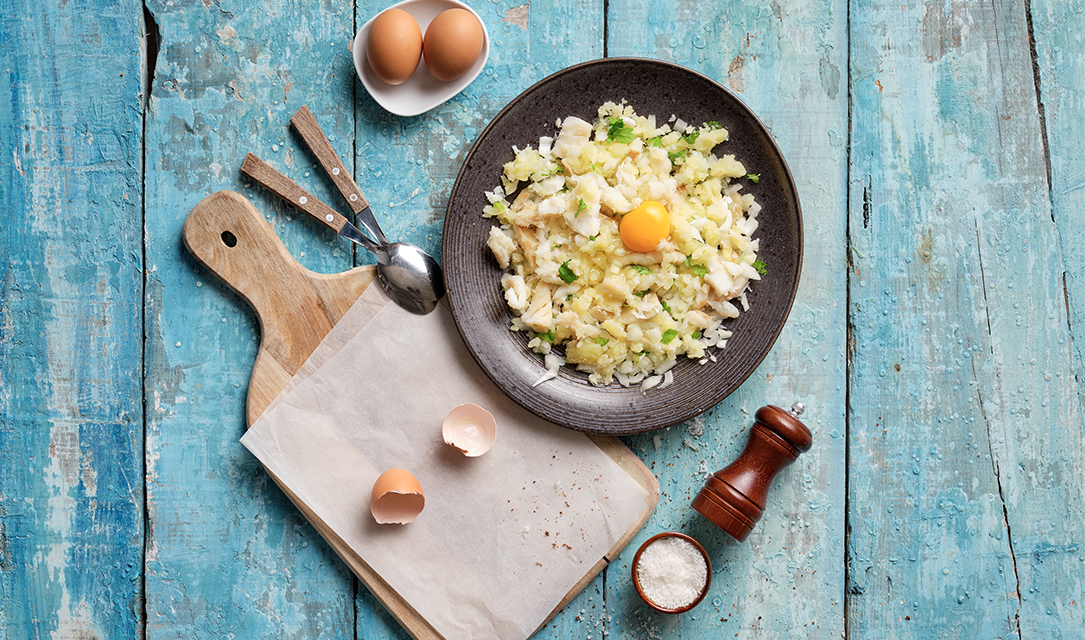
636 536 708 610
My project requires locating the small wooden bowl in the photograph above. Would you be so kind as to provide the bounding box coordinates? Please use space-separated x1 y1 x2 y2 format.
630 532 712 614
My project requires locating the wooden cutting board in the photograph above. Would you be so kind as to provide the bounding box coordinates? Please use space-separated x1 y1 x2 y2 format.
182 190 660 639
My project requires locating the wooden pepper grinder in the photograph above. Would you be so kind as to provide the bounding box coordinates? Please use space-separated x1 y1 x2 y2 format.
691 403 812 542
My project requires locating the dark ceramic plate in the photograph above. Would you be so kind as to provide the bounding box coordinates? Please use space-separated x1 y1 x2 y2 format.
442 58 802 435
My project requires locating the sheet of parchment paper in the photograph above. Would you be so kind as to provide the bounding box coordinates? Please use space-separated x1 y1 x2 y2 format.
241 284 651 640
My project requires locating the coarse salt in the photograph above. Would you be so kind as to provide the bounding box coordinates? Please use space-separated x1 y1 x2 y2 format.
635 536 707 610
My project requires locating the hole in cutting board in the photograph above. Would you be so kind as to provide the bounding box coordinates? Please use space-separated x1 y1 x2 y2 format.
221 230 238 247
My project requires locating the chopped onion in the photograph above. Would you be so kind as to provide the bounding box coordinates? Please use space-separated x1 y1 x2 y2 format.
641 375 663 391
532 353 566 387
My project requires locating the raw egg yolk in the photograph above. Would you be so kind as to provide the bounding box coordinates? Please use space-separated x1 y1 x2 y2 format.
620 201 671 252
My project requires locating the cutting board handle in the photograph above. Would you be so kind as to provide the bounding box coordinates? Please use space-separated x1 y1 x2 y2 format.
182 190 376 425
183 190 313 314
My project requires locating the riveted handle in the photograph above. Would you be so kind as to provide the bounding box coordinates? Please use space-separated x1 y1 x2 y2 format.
290 105 370 212
241 152 349 233
291 105 388 245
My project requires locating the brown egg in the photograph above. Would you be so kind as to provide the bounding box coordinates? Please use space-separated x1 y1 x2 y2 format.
366 8 423 85
423 8 485 82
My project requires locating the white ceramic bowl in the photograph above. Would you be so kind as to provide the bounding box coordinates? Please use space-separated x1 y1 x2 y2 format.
353 0 490 117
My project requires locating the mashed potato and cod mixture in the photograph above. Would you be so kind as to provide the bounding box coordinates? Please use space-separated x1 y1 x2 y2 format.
483 102 764 388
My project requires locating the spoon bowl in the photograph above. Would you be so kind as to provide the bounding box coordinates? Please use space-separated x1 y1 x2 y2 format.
376 242 446 314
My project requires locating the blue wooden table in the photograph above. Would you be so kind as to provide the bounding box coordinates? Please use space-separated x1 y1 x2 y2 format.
3 0 1083 637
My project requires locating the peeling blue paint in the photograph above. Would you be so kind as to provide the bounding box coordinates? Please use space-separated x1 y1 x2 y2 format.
4 0 1085 638
0 1 145 637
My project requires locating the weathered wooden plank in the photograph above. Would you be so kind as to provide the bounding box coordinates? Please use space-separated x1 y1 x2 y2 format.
1032 1 1085 396
143 0 360 636
1025 0 1085 630
0 0 145 637
606 1 849 637
847 0 1085 636
350 1 605 637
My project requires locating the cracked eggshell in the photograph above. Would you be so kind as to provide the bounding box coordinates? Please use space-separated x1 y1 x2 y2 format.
443 403 497 457
371 468 425 524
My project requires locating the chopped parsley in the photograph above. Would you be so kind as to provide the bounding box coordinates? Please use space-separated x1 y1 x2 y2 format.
660 300 673 317
576 198 587 217
661 329 679 344
592 163 603 174
647 136 663 148
705 121 721 129
634 290 650 297
668 150 686 165
753 259 767 275
607 117 636 144
629 265 652 274
747 172 760 183
493 201 506 211
539 330 555 343
558 260 578 284
691 329 703 339
682 130 700 145
594 337 610 347
684 255 708 277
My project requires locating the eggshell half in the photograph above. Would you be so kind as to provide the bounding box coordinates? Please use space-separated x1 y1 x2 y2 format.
371 468 425 524
443 403 497 457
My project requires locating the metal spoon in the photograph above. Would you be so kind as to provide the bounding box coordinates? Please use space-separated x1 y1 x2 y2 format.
240 152 445 315
240 106 445 314
337 219 445 315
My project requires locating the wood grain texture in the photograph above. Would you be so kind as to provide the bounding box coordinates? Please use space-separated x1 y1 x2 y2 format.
5 0 1085 637
847 0 1085 636
142 0 359 636
606 0 849 637
240 153 353 235
0 1 145 638
1032 2 1085 405
290 105 372 216
182 190 378 425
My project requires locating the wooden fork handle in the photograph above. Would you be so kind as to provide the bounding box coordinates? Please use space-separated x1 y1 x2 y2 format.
240 152 349 234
